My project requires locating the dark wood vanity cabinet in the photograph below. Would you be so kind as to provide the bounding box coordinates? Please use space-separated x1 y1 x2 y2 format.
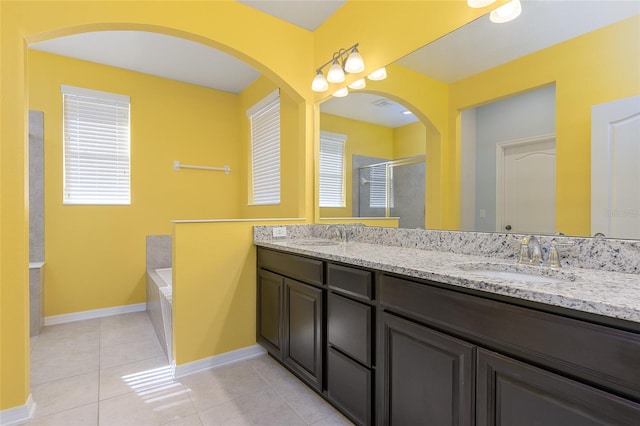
256 269 284 358
257 247 640 426
377 273 640 426
283 277 323 390
476 348 640 426
377 312 475 425
257 249 324 391
326 263 375 426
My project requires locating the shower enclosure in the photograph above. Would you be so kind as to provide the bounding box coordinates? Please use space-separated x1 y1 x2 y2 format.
355 155 425 229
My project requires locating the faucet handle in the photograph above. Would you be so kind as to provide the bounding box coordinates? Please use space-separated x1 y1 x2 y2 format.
544 241 574 269
509 235 531 264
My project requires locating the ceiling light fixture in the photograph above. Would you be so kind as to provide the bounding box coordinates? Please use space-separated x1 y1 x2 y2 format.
311 71 329 92
367 67 387 81
489 0 522 23
467 0 496 8
312 43 367 93
348 78 366 90
332 87 349 98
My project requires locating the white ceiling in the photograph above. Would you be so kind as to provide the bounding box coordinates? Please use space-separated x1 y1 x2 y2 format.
320 94 419 128
29 0 639 126
237 0 347 31
397 0 640 83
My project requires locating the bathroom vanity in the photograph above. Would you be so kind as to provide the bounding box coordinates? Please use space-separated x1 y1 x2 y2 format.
255 234 640 426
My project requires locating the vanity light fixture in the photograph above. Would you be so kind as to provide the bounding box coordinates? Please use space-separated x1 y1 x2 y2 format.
332 87 349 98
311 71 329 92
489 0 522 23
348 78 366 90
312 43 366 92
467 0 497 8
367 67 387 81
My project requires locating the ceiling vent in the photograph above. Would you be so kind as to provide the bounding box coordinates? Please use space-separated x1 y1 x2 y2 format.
371 99 395 108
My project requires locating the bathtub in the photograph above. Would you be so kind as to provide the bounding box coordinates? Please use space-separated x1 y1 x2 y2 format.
154 267 173 302
147 267 173 363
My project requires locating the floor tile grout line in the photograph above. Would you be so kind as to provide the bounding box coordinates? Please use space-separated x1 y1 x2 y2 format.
253 363 325 426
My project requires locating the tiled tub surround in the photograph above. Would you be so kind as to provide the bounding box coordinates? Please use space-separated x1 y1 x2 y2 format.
146 235 173 363
254 225 640 324
29 262 45 337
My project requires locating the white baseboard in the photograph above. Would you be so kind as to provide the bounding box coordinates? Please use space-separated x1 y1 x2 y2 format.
44 303 147 326
0 394 35 426
173 344 266 378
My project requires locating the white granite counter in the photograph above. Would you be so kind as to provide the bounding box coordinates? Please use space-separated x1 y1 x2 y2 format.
255 239 640 324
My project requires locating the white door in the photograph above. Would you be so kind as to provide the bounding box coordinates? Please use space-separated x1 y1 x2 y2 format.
497 137 556 234
591 96 640 239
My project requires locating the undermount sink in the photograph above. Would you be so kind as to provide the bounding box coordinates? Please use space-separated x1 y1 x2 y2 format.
290 239 341 246
457 263 577 284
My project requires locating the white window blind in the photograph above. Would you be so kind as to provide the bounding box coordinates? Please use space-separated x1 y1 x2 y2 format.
369 163 394 209
62 85 131 205
247 90 280 205
319 131 346 208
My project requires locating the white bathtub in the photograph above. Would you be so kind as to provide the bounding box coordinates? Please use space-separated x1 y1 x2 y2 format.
154 267 173 302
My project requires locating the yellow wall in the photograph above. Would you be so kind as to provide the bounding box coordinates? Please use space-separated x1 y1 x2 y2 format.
1 0 313 410
28 50 244 316
448 16 640 235
172 221 256 365
0 0 494 411
319 113 394 217
394 122 427 159
313 0 499 102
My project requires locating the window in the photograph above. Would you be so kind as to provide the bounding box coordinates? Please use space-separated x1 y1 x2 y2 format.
248 89 280 205
369 163 393 209
319 131 346 208
62 85 130 205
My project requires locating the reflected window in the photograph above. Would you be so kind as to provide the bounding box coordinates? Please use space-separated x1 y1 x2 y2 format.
369 164 393 209
319 131 346 208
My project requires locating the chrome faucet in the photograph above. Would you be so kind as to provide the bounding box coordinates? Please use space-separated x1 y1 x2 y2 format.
517 235 543 266
327 225 347 242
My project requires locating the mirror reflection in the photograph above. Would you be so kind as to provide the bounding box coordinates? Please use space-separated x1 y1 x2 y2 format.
319 94 427 228
317 0 640 238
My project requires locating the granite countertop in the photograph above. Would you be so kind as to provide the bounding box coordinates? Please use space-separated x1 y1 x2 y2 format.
255 239 640 325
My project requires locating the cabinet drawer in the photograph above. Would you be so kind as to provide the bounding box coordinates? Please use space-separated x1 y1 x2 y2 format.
328 263 373 300
258 248 324 287
379 274 640 401
327 346 372 426
328 292 373 367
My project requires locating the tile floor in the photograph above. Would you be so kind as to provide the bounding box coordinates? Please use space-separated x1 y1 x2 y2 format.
24 311 352 426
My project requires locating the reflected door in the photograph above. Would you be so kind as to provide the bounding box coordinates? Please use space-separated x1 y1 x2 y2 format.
591 96 640 239
498 138 556 234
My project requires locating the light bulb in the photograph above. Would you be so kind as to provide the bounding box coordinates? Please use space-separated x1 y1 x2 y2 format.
332 87 349 98
348 78 366 90
367 67 387 81
311 72 329 92
344 49 365 74
467 0 496 8
489 0 522 24
327 60 345 83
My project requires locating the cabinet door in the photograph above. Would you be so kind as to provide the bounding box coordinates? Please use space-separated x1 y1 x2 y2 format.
477 348 640 426
378 313 475 426
284 278 323 391
256 269 284 358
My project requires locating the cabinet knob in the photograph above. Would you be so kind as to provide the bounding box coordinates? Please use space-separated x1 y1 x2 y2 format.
505 225 512 230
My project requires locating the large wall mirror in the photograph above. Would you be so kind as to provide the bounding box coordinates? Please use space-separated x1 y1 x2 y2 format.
317 0 640 239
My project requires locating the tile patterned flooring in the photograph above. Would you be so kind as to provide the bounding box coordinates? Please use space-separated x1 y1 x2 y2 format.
24 312 352 425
